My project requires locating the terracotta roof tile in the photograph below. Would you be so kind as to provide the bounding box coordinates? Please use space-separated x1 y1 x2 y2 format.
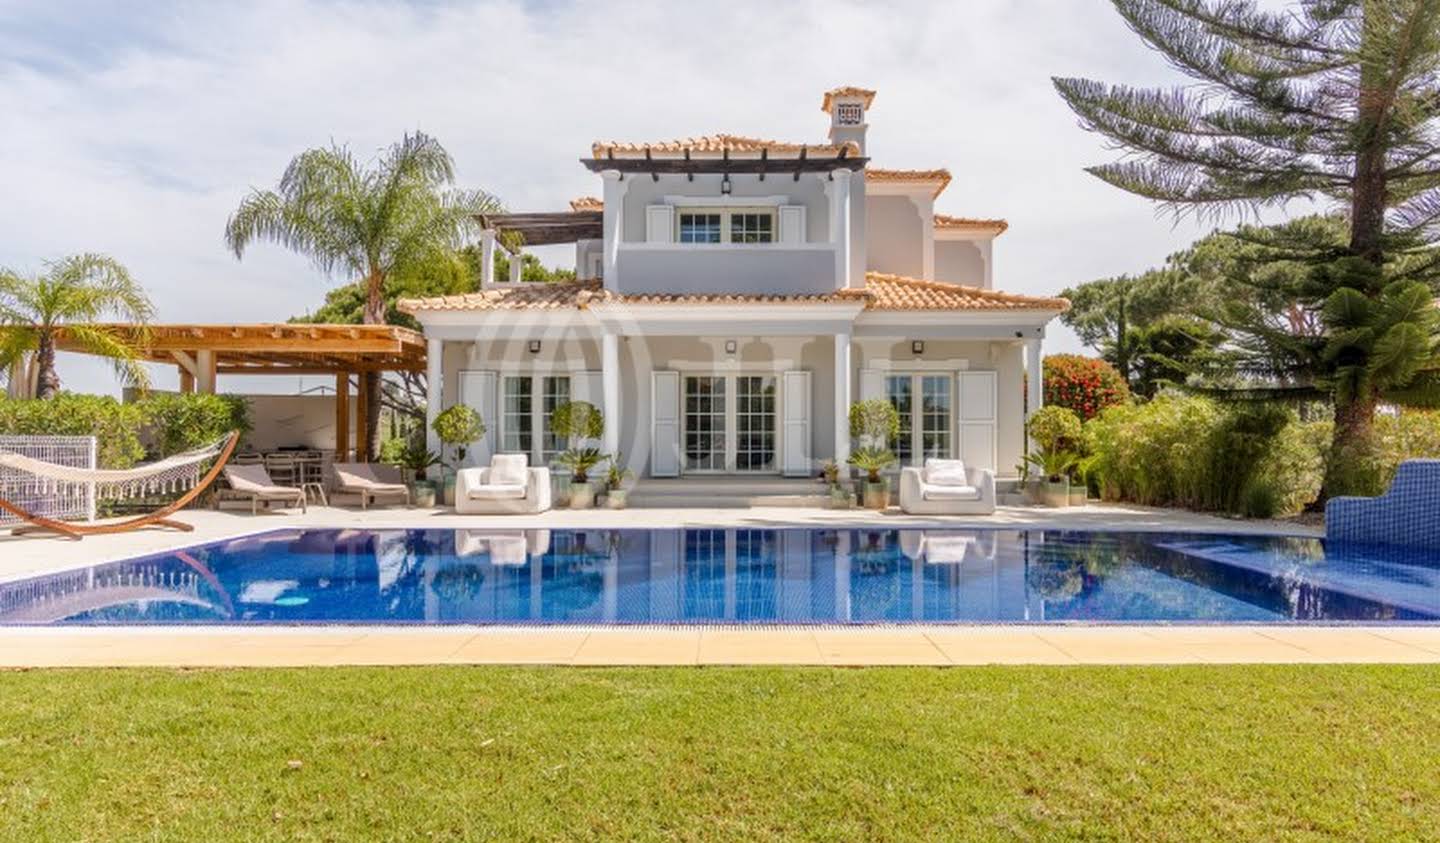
590 134 858 158
862 272 1066 312
821 86 877 113
569 196 603 212
865 168 952 198
399 274 1067 315
934 214 1009 235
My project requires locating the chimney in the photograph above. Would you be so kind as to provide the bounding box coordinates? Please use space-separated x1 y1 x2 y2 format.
821 86 875 156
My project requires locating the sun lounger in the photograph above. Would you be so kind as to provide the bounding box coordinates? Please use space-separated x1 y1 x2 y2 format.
222 463 307 515
331 463 410 510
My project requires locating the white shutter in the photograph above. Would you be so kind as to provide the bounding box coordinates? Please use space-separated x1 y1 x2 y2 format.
458 370 497 467
957 371 997 472
779 205 807 244
645 205 674 243
781 370 811 477
570 370 605 442
650 370 681 477
859 369 884 402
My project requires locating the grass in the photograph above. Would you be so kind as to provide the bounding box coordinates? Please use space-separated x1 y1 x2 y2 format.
2 666 1439 842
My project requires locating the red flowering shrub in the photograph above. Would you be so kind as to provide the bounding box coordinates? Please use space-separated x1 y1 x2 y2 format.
1043 354 1129 421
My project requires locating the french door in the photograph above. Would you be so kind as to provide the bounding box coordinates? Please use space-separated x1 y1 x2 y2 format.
885 374 953 466
682 374 778 474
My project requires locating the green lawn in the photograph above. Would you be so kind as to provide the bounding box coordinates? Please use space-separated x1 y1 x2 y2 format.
2 666 1438 842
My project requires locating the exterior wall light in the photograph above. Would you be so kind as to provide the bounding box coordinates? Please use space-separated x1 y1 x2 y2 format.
911 340 925 355
725 339 737 354
721 174 732 195
528 340 542 354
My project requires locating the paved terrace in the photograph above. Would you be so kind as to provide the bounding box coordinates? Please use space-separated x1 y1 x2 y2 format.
7 504 1435 668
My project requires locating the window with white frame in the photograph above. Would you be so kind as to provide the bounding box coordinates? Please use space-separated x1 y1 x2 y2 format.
885 374 953 467
676 208 775 244
501 374 570 466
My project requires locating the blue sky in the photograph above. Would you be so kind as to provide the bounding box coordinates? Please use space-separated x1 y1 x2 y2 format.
0 0 1302 395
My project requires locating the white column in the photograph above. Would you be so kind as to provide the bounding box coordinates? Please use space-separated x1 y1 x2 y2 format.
508 248 523 284
601 331 620 458
830 168 853 288
479 228 496 288
601 170 623 287
1025 337 1043 451
834 331 852 476
425 337 443 457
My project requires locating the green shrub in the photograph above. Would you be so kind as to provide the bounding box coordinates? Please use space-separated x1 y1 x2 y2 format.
1326 410 1440 497
1083 394 1325 517
0 394 146 468
1027 405 1083 453
1043 354 1129 421
849 399 900 448
0 392 252 468
140 392 251 456
432 404 486 467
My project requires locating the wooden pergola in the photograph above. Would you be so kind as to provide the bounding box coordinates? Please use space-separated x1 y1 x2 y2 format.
55 323 426 460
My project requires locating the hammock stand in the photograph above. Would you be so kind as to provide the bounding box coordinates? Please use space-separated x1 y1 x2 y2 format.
0 432 239 540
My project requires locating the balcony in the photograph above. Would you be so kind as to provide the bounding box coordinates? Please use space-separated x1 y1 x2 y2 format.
613 243 840 297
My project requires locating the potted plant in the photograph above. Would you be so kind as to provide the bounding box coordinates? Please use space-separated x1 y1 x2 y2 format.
602 455 633 509
1024 406 1083 509
821 459 851 509
848 399 901 510
431 404 486 506
1026 448 1078 507
849 447 898 509
550 400 608 509
397 437 441 507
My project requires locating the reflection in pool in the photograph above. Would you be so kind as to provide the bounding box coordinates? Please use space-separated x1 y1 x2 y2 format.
2 527 1437 625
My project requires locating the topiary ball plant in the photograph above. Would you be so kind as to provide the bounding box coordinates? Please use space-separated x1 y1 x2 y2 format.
849 399 900 449
1027 405 1083 454
549 400 608 483
431 404 486 468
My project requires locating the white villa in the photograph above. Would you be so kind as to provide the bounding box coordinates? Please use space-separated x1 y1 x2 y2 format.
401 87 1068 491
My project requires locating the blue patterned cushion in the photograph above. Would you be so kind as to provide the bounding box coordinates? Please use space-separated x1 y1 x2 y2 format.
1326 460 1440 549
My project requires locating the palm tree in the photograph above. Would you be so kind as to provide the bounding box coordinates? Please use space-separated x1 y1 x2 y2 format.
0 254 154 399
224 132 500 460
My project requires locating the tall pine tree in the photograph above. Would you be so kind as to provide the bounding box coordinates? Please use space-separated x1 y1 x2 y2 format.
1056 0 1440 497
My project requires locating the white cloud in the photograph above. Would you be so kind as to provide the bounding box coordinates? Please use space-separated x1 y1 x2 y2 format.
0 0 1297 394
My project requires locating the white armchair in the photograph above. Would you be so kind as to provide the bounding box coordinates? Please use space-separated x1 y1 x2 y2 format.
899 458 996 516
454 454 552 514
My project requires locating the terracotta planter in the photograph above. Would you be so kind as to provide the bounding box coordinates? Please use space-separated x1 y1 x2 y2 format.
442 474 457 507
410 481 437 509
829 484 853 509
1043 480 1069 508
604 489 628 509
1024 479 1045 506
569 482 596 510
1068 486 1088 507
552 474 572 507
862 480 891 510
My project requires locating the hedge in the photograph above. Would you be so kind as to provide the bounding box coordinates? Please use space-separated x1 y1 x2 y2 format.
0 393 251 469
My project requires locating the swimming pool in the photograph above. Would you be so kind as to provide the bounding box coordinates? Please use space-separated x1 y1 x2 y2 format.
2 527 1437 625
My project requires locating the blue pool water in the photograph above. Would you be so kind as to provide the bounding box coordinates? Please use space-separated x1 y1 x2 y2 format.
2 528 1437 625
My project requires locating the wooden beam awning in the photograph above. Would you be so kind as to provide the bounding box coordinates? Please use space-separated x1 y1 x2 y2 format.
580 151 869 177
476 211 603 246
54 323 427 375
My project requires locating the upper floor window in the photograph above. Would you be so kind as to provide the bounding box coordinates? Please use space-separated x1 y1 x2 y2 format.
676 208 775 245
678 212 722 244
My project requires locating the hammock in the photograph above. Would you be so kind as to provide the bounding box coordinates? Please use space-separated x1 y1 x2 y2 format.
0 435 233 500
0 432 239 540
